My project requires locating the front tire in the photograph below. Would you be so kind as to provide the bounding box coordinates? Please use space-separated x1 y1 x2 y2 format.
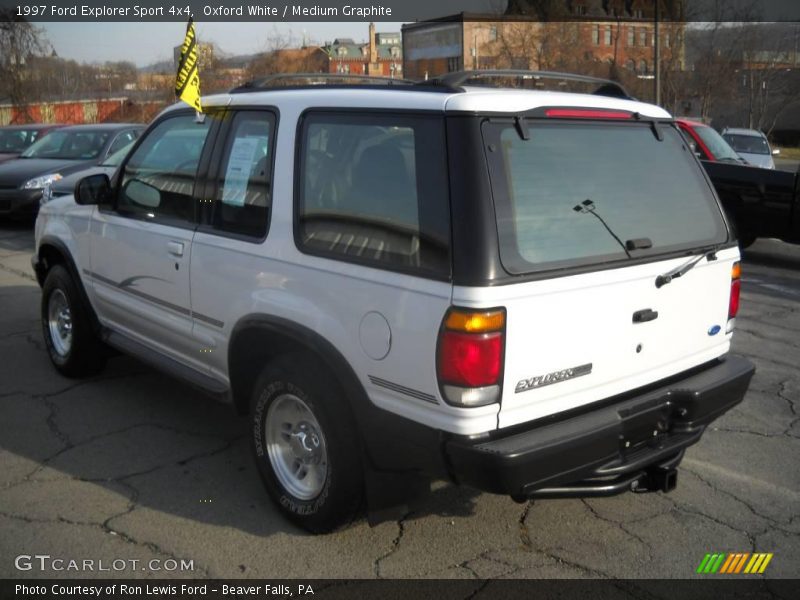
41 265 106 377
250 355 363 533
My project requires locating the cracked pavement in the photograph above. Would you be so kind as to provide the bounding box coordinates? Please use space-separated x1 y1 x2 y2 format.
0 221 798 583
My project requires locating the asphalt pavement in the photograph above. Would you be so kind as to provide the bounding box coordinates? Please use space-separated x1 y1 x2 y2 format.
0 222 798 582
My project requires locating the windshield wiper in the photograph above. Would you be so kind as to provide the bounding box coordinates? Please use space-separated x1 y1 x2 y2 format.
655 248 718 288
573 199 652 259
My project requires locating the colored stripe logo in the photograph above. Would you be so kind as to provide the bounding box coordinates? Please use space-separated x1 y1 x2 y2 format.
696 553 773 574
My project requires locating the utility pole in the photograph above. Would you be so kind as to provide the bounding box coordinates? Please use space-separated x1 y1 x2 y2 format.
654 0 661 105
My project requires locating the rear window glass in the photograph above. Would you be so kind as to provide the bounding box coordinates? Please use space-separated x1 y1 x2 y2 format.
22 130 110 160
693 126 740 162
484 121 726 274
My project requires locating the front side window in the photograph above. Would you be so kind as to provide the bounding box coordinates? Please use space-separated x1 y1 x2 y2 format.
206 111 274 238
296 112 450 279
483 120 726 274
117 113 211 223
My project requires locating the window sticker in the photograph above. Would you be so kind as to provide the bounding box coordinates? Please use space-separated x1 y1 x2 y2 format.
222 136 260 207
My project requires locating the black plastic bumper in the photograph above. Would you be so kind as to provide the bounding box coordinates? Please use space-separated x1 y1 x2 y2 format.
445 356 755 499
0 189 42 218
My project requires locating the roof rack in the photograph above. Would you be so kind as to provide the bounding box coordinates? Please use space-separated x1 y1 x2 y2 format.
230 73 415 93
421 70 633 100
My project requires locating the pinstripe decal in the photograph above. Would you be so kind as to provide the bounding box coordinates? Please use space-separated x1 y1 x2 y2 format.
84 269 224 328
368 375 438 405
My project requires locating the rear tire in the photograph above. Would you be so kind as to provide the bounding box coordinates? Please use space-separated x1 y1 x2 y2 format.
250 354 363 533
41 265 106 377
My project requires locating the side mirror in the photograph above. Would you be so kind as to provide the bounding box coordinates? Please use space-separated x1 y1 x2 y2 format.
74 173 111 206
772 148 781 156
123 179 161 208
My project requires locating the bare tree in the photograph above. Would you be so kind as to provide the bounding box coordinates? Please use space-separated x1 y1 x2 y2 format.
0 12 48 122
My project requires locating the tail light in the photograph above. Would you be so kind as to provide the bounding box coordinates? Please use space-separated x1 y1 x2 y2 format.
727 262 741 333
437 308 505 407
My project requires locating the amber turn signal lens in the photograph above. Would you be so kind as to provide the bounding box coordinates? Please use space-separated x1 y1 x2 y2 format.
445 309 505 333
731 262 741 280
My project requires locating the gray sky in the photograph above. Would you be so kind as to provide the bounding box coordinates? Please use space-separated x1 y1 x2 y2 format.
42 22 407 66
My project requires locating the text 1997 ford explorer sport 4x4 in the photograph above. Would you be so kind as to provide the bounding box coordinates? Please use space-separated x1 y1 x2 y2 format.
32 71 755 533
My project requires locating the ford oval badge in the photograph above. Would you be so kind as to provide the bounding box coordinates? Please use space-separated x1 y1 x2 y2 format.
708 325 722 336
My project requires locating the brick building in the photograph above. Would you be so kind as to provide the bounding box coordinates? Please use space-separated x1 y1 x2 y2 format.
323 23 403 78
402 3 684 81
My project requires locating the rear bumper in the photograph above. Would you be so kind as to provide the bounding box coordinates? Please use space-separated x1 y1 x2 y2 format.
0 188 42 218
445 355 755 499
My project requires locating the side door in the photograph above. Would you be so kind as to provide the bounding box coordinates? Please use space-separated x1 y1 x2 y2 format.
87 111 217 369
190 109 277 377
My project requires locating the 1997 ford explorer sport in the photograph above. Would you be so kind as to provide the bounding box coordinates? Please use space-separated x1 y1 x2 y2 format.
32 71 755 532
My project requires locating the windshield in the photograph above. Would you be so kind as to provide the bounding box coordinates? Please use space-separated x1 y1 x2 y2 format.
0 129 41 153
694 126 741 161
100 140 135 166
21 130 110 160
484 120 726 274
723 133 770 155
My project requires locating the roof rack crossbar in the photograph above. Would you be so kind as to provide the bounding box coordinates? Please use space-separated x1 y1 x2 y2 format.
421 70 632 99
231 73 415 93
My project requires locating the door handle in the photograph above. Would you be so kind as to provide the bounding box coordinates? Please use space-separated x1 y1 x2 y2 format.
632 308 659 323
167 241 184 257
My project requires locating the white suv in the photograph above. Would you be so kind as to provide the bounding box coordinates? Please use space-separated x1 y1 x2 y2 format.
33 72 755 533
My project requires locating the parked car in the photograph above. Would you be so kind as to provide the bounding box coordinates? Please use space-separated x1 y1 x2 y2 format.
0 123 143 219
32 71 754 533
42 140 136 203
701 160 799 248
721 127 779 169
0 124 63 165
676 119 747 164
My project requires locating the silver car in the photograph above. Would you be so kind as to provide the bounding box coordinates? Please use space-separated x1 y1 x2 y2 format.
721 127 780 169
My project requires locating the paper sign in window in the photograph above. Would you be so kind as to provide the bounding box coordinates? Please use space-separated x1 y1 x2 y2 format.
222 137 260 207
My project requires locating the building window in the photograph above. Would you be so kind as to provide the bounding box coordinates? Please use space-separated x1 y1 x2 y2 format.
633 9 644 18
639 60 648 74
665 33 671 48
626 59 635 70
604 26 612 45
592 25 600 45
627 27 635 46
489 26 498 42
447 56 460 72
639 28 647 47
574 4 587 15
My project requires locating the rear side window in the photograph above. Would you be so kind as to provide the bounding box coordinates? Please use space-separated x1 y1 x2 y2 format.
207 111 275 238
483 120 727 274
296 112 450 279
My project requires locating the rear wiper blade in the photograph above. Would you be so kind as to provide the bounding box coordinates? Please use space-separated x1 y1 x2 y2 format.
655 248 718 288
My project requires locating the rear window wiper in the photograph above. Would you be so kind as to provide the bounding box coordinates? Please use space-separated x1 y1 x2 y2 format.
655 247 719 288
573 199 651 259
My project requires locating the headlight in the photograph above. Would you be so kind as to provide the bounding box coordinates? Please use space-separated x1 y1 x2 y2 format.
22 173 63 190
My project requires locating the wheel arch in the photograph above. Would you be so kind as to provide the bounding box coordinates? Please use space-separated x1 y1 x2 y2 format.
228 314 369 420
35 236 101 333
